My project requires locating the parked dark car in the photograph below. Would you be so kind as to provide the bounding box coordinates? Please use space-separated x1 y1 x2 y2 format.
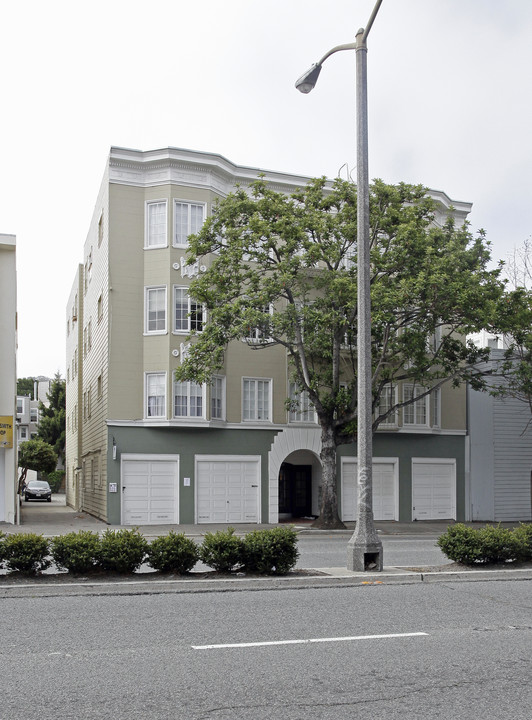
24 480 52 502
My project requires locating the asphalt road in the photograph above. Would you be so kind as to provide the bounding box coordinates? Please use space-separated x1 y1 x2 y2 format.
2 580 531 719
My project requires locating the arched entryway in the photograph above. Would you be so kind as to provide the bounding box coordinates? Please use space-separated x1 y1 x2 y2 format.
278 450 322 521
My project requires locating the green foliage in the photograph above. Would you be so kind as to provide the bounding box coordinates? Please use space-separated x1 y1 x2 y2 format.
98 528 148 574
37 373 66 463
50 531 101 574
242 527 300 575
437 523 532 565
43 470 65 493
513 523 532 562
199 527 243 573
0 530 5 569
18 438 57 475
17 378 34 399
147 531 200 573
2 533 51 575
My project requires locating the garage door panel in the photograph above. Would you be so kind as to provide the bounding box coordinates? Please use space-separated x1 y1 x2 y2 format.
341 461 397 521
122 457 178 525
412 460 455 520
196 457 260 523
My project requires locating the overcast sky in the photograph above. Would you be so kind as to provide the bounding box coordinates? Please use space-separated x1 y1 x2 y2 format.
2 0 532 379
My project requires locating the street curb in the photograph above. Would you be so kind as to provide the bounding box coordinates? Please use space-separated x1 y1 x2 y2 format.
2 567 532 599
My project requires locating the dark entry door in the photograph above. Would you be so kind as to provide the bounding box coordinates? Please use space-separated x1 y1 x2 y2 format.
279 463 312 517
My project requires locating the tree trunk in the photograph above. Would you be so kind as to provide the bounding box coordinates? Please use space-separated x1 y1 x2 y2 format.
312 424 346 530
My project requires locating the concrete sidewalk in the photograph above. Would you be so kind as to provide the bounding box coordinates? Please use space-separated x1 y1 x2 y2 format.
3 493 519 539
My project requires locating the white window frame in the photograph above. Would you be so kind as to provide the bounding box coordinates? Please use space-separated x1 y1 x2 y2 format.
211 376 226 421
145 286 167 335
173 200 205 248
173 286 204 334
173 380 205 419
19 426 28 441
145 200 168 249
17 397 24 415
289 382 317 423
30 407 38 423
377 384 398 427
403 384 429 427
242 378 272 422
431 387 441 428
245 304 273 344
145 372 167 419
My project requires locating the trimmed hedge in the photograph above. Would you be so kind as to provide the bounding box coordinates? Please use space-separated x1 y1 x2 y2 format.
0 527 301 577
98 528 149 574
1 533 51 575
437 523 532 565
147 531 200 574
50 531 101 574
242 527 299 575
199 527 243 573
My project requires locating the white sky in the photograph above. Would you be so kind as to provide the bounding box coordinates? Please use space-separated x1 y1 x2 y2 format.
2 0 531 379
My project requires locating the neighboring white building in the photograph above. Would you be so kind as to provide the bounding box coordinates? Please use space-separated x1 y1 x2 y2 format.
467 347 532 522
0 233 18 525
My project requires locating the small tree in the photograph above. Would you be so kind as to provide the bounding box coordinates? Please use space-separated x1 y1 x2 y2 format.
18 438 57 491
37 372 66 465
16 377 34 399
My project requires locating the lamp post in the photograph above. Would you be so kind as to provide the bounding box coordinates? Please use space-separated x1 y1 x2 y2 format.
296 0 384 571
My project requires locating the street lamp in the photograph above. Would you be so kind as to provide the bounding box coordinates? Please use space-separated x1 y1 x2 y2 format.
296 0 384 572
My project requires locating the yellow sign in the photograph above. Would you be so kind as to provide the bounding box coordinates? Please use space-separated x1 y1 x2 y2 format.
0 416 14 449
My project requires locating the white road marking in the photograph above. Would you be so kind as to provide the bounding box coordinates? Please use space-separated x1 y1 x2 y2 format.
192 631 428 650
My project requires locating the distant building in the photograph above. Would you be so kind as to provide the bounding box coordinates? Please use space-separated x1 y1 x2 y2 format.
66 146 472 526
0 233 18 524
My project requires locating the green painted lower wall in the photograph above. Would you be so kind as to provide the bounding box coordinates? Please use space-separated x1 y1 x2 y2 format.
106 426 281 525
105 425 465 525
337 433 466 521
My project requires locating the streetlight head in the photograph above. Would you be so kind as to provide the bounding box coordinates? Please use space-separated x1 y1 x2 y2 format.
295 63 322 94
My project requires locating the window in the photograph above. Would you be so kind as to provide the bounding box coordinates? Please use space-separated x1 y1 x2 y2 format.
378 385 397 426
97 294 103 322
174 287 204 333
174 201 205 247
97 374 103 398
19 426 28 440
432 387 441 428
145 201 167 248
289 383 316 423
145 287 167 334
243 378 271 421
87 386 92 418
173 381 204 418
30 407 38 423
245 305 272 343
16 398 24 414
146 373 166 418
211 376 225 420
403 384 428 426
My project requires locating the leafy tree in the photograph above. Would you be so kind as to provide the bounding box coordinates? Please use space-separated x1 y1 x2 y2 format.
18 438 57 490
175 177 506 529
17 377 34 399
37 372 66 465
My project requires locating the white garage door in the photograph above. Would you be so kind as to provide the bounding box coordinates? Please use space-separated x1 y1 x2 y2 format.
412 459 456 520
341 459 397 521
196 456 260 523
121 455 179 525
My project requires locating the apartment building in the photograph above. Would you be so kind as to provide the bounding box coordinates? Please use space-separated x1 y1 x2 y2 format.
65 147 471 526
0 233 17 524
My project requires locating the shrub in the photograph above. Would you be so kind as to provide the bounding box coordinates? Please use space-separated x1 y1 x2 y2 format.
2 533 51 575
0 530 5 569
44 470 65 493
98 528 148 573
513 523 532 562
476 525 521 564
436 524 483 565
200 527 243 573
50 531 101 574
242 527 300 575
147 532 200 574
